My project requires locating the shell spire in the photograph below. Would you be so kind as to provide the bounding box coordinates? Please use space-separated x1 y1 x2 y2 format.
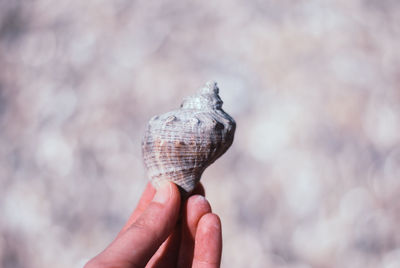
142 81 236 194
181 81 222 110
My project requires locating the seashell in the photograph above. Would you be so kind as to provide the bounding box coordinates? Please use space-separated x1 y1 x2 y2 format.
142 81 236 194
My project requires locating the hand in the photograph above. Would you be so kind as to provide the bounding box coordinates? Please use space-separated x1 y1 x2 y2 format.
85 181 222 268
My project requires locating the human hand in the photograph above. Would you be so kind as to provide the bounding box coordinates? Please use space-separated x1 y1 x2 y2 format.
85 181 222 268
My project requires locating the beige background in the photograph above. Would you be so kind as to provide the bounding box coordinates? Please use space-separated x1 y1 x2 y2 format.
1 0 400 267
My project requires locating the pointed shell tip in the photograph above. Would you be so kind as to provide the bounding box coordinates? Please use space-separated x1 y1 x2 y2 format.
201 81 219 95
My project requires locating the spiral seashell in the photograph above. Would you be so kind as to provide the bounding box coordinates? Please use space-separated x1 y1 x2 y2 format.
142 81 236 194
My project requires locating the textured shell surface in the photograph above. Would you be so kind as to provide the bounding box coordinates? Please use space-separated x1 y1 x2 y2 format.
142 81 236 194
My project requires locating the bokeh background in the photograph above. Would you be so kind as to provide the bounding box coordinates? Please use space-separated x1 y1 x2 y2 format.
1 0 400 267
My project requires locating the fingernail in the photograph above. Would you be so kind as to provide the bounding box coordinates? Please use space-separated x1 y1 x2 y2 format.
152 181 171 204
192 195 207 204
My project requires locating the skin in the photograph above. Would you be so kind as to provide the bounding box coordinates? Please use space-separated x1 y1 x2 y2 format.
85 181 222 268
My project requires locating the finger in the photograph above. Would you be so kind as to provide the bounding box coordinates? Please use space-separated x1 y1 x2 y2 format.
146 184 206 268
145 222 181 267
177 195 212 268
98 181 181 267
192 213 222 268
119 182 156 235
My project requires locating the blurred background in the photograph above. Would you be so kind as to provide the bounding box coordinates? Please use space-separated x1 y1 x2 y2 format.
1 0 400 267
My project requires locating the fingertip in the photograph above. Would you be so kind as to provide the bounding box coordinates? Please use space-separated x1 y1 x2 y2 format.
152 181 181 206
198 213 221 234
187 195 211 214
186 195 212 234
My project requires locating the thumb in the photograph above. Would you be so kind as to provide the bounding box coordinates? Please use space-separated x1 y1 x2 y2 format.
97 181 181 267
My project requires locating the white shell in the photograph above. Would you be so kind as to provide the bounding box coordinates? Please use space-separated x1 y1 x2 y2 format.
142 81 236 194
